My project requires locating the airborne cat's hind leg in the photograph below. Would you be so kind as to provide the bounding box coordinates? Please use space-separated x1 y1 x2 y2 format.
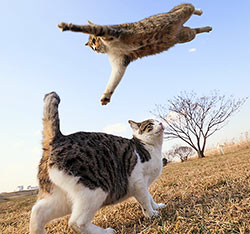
177 26 212 43
194 26 213 34
193 9 203 16
170 3 202 16
169 3 195 14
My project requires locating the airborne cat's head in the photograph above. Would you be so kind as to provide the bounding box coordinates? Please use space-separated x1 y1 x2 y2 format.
85 35 106 53
129 119 164 145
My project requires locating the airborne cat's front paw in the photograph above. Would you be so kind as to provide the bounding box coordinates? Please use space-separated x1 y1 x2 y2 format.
100 93 112 105
58 22 71 31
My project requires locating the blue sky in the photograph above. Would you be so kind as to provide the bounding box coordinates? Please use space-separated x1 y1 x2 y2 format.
0 0 250 192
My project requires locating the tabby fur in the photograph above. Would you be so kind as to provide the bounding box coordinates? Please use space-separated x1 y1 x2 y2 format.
30 92 165 234
58 3 212 105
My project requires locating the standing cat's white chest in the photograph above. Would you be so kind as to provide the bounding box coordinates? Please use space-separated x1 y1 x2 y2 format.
142 148 162 186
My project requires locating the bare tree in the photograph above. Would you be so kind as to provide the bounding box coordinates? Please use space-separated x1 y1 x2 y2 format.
154 91 247 158
174 145 193 162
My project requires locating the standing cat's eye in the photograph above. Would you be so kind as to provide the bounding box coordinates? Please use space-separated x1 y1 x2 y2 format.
147 124 153 132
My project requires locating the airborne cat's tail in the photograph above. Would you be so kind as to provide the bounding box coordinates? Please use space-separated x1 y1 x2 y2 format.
58 22 124 38
43 92 61 148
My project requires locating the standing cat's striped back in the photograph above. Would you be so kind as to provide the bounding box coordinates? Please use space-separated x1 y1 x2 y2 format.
30 92 165 234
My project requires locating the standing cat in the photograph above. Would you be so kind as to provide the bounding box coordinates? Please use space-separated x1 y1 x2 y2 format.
30 92 165 234
58 3 212 105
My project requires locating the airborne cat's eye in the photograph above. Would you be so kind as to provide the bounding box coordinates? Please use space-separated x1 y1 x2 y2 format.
92 38 96 44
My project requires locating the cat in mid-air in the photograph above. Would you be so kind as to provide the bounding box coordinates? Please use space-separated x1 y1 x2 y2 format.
30 92 165 234
58 3 212 105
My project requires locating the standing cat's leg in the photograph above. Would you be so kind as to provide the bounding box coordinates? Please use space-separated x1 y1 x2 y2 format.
177 26 212 43
30 187 71 234
101 55 130 105
133 181 159 218
68 187 115 234
150 196 166 210
49 167 115 234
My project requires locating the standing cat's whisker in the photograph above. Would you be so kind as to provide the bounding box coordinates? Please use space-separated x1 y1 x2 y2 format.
30 92 164 234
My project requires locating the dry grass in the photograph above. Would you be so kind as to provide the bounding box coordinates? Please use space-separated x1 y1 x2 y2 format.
1 146 250 234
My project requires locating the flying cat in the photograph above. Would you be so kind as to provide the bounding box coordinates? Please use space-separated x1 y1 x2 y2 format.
57 3 212 105
30 92 165 234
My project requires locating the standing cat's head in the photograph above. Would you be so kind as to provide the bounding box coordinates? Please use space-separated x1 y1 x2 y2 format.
129 119 164 145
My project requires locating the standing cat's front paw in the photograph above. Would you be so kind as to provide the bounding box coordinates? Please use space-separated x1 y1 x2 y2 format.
155 203 166 210
143 209 159 218
100 93 112 105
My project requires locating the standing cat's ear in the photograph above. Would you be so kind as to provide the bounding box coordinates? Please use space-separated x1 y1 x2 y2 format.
88 20 95 25
128 120 141 131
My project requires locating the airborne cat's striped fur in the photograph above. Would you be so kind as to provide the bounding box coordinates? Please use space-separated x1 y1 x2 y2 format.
58 3 212 105
30 92 165 234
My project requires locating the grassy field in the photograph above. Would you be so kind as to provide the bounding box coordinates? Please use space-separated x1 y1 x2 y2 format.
1 146 250 234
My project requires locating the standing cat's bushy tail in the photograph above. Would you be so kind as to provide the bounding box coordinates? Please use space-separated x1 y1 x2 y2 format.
43 92 61 148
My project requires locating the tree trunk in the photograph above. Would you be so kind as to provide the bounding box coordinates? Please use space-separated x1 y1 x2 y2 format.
197 150 205 158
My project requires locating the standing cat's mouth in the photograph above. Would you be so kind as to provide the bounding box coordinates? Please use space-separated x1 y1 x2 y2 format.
155 123 165 134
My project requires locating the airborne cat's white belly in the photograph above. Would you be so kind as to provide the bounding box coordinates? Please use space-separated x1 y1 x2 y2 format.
102 38 138 54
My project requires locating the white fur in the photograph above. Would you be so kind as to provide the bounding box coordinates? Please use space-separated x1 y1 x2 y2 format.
126 120 165 217
30 186 71 234
30 168 114 234
101 53 127 104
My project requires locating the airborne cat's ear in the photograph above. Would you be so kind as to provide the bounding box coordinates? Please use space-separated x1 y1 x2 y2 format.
128 120 141 131
88 20 95 25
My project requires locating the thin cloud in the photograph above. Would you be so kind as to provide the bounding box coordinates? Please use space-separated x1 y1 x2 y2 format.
103 123 129 136
188 48 197 53
34 130 42 137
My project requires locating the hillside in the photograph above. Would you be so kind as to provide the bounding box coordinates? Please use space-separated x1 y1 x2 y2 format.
1 147 250 234
0 190 38 203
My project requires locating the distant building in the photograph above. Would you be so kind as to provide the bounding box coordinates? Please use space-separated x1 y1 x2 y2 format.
217 144 225 155
27 185 38 190
17 185 24 191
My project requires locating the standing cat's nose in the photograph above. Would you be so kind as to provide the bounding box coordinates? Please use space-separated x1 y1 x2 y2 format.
159 122 164 130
